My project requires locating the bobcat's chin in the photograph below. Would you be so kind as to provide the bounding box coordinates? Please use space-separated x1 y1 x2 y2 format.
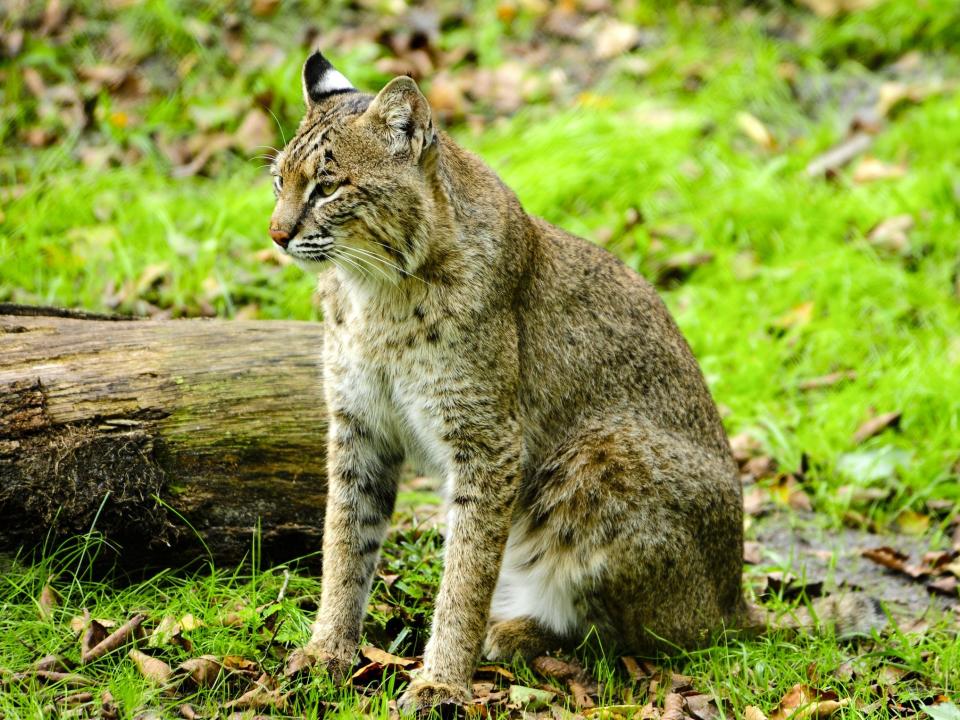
289 255 331 273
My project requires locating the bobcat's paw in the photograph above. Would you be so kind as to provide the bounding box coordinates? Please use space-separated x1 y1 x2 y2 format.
397 678 471 717
483 617 553 662
284 645 354 683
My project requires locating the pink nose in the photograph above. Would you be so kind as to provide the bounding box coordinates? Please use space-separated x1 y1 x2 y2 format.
269 228 290 248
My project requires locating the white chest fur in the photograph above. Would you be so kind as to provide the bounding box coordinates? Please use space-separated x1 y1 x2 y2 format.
322 284 453 481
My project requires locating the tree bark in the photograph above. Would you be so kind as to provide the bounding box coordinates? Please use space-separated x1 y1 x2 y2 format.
0 304 329 568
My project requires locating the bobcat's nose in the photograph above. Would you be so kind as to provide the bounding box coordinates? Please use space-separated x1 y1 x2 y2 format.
270 228 290 248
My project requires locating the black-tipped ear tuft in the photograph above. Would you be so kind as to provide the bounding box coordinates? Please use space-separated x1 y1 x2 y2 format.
302 50 355 107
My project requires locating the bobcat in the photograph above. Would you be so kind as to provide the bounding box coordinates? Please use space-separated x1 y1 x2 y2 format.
269 51 882 714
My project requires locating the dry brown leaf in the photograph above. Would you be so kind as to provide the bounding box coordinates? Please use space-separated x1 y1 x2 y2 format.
852 411 901 444
729 433 763 465
853 157 907 184
178 655 222 687
251 0 280 16
685 694 720 720
744 455 777 479
233 108 275 155
593 18 642 60
927 575 958 596
661 693 685 720
426 72 466 121
743 487 769 517
475 664 516 682
862 546 930 581
745 706 768 720
38 584 60 620
35 655 72 673
768 684 848 720
179 705 202 720
744 541 763 565
895 509 931 536
82 614 146 664
360 645 417 668
795 0 881 18
737 112 776 150
81 618 109 660
875 81 931 118
129 649 173 685
222 684 287 711
773 301 814 331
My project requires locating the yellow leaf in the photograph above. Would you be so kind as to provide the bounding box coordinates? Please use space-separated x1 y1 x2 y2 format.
737 112 776 150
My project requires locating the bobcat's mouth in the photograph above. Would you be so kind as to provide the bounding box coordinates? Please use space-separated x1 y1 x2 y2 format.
281 233 335 271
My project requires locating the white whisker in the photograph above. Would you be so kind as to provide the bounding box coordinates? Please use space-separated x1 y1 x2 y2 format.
339 247 396 285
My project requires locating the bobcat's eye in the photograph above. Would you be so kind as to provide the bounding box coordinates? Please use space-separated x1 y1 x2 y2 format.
272 175 282 195
318 179 340 197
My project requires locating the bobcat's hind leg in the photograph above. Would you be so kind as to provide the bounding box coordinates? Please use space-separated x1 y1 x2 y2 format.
483 616 562 662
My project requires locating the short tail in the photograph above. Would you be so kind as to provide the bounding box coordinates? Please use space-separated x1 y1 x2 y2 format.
745 592 887 638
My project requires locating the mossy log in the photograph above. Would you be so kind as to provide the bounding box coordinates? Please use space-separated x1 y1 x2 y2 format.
0 304 328 568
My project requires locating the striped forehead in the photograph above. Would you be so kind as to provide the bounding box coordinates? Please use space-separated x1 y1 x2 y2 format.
281 93 373 172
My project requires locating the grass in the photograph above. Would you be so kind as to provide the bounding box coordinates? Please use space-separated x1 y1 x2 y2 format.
1 0 959 716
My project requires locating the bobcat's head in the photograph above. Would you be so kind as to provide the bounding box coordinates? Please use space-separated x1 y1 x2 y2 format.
268 51 437 281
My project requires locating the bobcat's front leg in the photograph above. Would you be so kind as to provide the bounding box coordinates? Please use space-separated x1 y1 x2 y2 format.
399 424 521 713
287 408 400 680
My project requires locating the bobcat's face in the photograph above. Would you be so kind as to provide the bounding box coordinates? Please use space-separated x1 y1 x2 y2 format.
269 52 436 280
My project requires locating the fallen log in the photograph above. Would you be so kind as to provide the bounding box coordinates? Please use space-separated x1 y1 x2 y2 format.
0 304 328 568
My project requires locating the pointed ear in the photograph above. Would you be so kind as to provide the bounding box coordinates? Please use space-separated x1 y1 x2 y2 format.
302 50 355 107
364 76 435 158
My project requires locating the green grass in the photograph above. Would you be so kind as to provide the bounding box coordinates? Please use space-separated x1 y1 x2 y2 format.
2 0 959 716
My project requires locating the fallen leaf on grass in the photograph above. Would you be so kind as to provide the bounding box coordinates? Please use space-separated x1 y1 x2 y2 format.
475 664 515 683
532 655 598 708
862 546 928 578
926 575 958 596
661 693 685 720
867 215 914 254
508 684 556 709
769 684 848 720
923 701 960 720
796 0 881 18
34 654 73 673
11 670 94 688
737 112 776 150
38 583 60 620
896 509 931 536
82 614 146 664
745 706 768 720
684 692 721 720
772 301 814 331
744 541 764 564
222 678 287 711
853 157 907 184
233 108 276 155
351 645 420 685
592 18 643 60
852 411 902 444
621 656 658 682
178 655 223 687
729 432 763 466
129 649 172 685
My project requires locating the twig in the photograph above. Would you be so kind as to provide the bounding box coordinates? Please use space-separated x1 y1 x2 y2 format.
81 613 146 664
